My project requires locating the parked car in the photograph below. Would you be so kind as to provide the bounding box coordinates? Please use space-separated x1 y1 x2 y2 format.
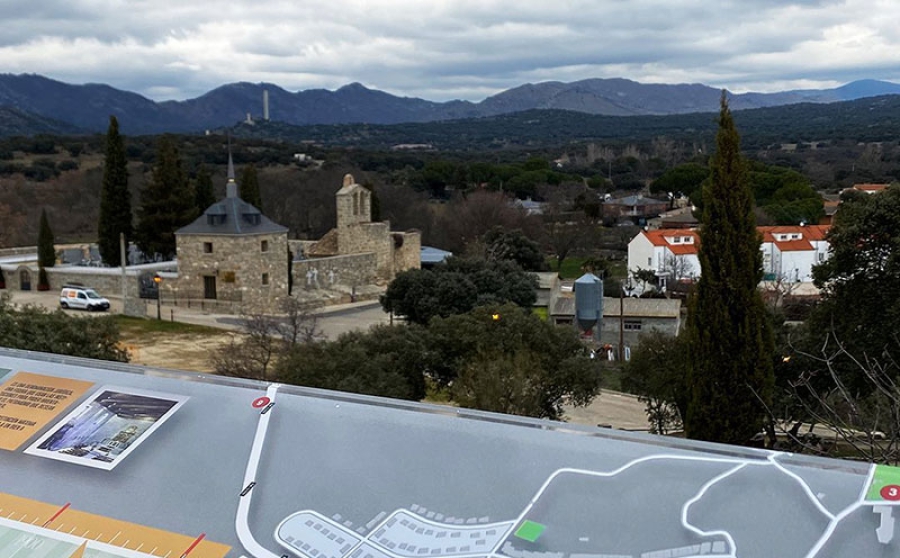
59 286 111 311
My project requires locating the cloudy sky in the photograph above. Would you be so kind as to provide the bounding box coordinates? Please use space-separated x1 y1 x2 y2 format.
3 0 899 102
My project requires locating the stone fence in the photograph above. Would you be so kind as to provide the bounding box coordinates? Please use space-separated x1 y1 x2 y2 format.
292 253 378 291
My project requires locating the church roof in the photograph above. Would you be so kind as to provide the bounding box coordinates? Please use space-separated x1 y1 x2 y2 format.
176 152 287 236
176 196 287 236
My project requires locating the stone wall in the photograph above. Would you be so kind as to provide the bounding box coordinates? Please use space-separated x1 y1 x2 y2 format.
292 253 377 290
338 222 391 278
0 246 37 258
0 262 170 317
392 231 422 273
175 232 289 313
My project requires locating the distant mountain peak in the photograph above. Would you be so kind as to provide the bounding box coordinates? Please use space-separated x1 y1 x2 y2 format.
0 73 899 135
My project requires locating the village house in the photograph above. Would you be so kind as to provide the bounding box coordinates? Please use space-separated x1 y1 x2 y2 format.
627 224 831 289
602 194 669 225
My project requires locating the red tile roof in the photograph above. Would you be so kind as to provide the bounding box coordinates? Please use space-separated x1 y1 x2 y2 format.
642 229 700 247
758 225 830 242
773 239 814 252
853 183 889 192
641 225 830 254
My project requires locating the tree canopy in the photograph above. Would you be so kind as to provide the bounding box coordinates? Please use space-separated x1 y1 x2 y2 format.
37 208 55 268
380 257 537 325
274 324 428 401
135 135 196 259
800 184 900 391
683 93 775 445
194 164 215 212
0 294 128 361
481 226 548 271
431 304 600 419
97 115 132 267
240 163 262 208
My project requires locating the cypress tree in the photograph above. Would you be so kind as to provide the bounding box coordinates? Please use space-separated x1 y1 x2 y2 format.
683 93 775 445
194 164 215 212
240 164 262 208
37 208 55 268
97 116 132 267
135 136 196 260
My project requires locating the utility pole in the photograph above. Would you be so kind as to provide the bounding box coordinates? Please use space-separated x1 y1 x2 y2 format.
619 286 624 361
120 233 126 314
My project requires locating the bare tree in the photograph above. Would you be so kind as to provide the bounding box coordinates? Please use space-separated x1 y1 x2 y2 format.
275 297 324 346
210 298 323 379
210 314 281 380
762 332 900 464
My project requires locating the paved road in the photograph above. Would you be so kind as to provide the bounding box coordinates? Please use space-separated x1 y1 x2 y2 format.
3 289 390 340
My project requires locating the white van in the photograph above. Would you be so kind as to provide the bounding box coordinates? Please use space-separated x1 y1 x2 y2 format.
59 286 111 311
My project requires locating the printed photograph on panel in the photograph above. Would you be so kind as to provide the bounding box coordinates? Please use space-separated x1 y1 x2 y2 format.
24 387 188 470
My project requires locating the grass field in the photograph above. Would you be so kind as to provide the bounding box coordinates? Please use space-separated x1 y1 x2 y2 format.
114 315 222 336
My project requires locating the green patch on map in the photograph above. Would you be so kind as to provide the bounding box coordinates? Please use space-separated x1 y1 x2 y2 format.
865 464 900 501
514 520 546 542
0 369 10 382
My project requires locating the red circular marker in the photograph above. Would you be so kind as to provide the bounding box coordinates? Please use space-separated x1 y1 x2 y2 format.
252 396 271 409
881 485 900 501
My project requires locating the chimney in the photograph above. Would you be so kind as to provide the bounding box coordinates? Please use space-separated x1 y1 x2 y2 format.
263 90 269 121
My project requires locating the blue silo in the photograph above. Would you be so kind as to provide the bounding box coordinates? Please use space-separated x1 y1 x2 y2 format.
574 272 604 335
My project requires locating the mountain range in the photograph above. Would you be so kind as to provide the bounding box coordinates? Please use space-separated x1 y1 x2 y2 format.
1 73 899 136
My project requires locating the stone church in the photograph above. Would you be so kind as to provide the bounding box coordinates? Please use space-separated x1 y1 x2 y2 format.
172 165 420 313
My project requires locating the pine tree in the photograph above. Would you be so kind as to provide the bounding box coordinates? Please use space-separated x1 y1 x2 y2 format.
194 164 215 212
37 208 55 268
97 116 132 267
240 164 261 208
683 93 775 445
135 136 196 260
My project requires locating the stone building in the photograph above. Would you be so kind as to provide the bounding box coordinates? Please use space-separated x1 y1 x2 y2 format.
305 174 420 281
173 158 289 313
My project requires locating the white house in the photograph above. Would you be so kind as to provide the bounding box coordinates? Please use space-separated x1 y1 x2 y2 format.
627 228 701 289
627 225 831 287
759 225 830 282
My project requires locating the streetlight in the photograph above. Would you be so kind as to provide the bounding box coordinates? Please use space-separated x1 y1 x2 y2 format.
153 274 162 320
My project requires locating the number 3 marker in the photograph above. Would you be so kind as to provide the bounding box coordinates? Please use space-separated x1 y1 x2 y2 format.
252 396 271 409
880 485 900 501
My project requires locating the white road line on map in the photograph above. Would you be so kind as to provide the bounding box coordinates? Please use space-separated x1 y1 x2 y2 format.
681 463 744 557
498 453 753 552
766 455 835 520
804 501 865 558
860 464 877 500
236 382 282 558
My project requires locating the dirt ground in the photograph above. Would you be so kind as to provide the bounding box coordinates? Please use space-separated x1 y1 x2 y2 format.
121 331 236 373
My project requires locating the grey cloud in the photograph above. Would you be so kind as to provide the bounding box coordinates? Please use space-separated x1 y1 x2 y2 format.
1 0 898 102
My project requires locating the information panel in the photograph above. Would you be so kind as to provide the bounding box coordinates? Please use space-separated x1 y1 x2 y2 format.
0 372 94 450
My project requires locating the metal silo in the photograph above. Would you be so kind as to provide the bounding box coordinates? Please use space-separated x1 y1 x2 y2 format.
574 272 603 335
